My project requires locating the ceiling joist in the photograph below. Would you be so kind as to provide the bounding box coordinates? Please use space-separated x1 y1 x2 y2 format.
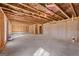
0 3 78 25
69 3 77 17
2 7 47 22
2 7 47 24
54 3 70 19
7 14 45 24
19 3 58 21
20 3 61 21
39 4 64 20
4 3 52 22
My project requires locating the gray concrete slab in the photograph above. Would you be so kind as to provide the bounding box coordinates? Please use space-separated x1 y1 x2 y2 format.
1 35 79 56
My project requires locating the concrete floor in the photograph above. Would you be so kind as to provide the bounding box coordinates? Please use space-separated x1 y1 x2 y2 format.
1 35 79 56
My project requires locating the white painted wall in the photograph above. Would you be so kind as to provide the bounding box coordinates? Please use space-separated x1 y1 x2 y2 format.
43 18 79 42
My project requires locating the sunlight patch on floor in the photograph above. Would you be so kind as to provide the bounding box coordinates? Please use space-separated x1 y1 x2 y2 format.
33 47 50 56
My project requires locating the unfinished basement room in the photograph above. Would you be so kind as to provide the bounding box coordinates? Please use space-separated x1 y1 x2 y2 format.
1 3 79 56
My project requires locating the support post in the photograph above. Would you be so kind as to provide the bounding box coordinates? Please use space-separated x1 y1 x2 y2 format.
0 8 8 51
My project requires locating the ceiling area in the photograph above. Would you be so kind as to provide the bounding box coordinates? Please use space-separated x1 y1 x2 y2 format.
0 3 79 24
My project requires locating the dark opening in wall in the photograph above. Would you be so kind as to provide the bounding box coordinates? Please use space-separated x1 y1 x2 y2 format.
39 26 43 34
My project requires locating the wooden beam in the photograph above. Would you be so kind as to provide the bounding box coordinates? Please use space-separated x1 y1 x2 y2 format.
6 13 45 24
2 7 20 14
19 3 54 21
2 5 49 23
3 3 51 21
9 19 34 25
2 7 44 20
2 7 48 24
0 7 7 51
2 8 36 24
39 4 64 20
19 3 58 21
69 3 77 17
54 3 70 19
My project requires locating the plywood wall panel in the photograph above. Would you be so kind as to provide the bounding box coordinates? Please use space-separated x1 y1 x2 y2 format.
29 24 36 34
8 20 12 34
29 24 43 34
11 20 29 32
